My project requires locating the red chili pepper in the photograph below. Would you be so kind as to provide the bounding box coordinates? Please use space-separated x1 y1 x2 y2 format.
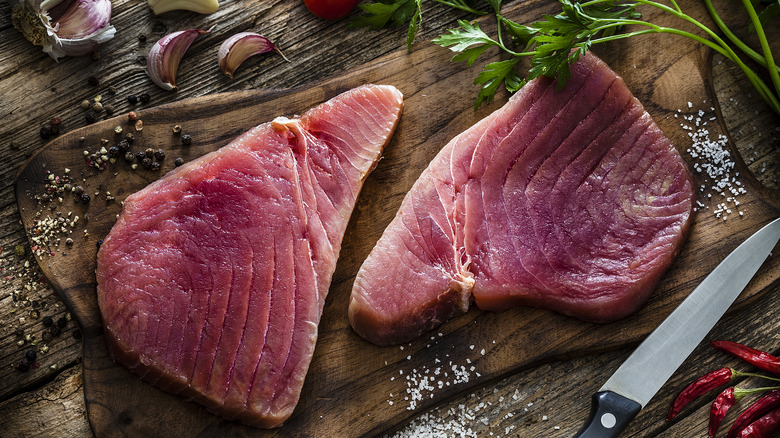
729 390 780 438
668 367 733 421
736 405 780 438
712 340 780 375
710 387 737 437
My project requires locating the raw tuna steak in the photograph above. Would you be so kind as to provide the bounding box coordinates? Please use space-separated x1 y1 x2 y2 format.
96 84 403 427
349 53 695 346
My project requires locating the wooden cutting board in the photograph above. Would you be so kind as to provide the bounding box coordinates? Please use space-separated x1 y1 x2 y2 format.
14 0 780 436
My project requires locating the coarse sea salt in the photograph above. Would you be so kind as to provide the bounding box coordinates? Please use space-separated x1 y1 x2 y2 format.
680 105 746 219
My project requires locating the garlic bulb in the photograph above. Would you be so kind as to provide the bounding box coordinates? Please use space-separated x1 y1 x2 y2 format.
218 32 288 79
9 0 116 61
147 28 210 90
147 0 218 15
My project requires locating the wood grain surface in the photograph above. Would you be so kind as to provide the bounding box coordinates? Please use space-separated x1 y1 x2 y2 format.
1 0 779 437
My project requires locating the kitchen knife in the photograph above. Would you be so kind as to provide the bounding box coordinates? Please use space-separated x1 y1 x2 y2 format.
574 217 780 438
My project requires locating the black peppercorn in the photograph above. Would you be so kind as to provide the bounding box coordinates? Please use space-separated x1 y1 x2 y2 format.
135 150 146 161
85 113 96 124
25 349 37 363
124 151 135 162
125 133 135 143
150 161 161 171
174 157 184 167
105 104 115 116
16 361 30 372
108 146 120 157
81 193 91 203
42 316 54 327
138 35 147 44
154 149 165 160
140 93 150 104
96 239 103 250
181 134 192 145
57 316 67 328
145 147 155 158
73 185 84 196
88 76 99 86
15 327 25 337
40 126 52 139
49 325 61 337
142 157 152 168
118 139 130 151
127 95 138 105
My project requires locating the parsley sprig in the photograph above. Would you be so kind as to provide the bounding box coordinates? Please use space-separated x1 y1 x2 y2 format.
352 0 780 114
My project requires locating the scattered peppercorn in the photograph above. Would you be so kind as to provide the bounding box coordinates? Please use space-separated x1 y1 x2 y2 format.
81 193 91 203
135 150 146 161
85 114 96 124
108 85 117 94
94 95 102 103
172 125 182 135
57 316 67 328
127 111 138 122
135 120 144 131
124 151 135 162
88 76 99 86
15 327 25 337
140 93 150 104
65 237 74 247
105 104 115 116
16 361 30 372
50 117 61 126
108 146 120 157
154 149 165 160
118 140 130 151
25 349 37 363
144 148 154 158
42 316 53 327
142 157 152 169
151 161 161 171
74 186 84 196
40 126 52 139
49 325 61 337
114 126 123 135
93 102 103 112
80 100 91 110
125 132 135 143
127 95 138 105
181 134 192 145
174 157 184 166
30 309 39 319
138 34 147 44
96 239 103 249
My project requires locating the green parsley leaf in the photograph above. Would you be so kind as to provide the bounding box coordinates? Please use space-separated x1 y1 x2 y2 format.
474 58 525 109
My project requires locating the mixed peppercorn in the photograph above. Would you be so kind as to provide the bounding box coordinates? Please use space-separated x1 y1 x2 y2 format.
667 340 780 437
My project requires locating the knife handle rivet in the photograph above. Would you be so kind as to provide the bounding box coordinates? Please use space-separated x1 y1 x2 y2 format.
600 413 617 429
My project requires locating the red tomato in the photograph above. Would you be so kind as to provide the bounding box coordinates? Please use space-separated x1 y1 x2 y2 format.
304 0 360 20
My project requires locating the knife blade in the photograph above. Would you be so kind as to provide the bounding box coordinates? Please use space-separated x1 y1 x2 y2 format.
574 217 780 438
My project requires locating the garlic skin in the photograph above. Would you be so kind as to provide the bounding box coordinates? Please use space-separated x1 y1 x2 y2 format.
147 0 218 15
218 32 288 79
147 29 210 91
10 0 116 61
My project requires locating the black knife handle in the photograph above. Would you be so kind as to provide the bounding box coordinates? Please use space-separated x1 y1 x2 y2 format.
573 391 642 438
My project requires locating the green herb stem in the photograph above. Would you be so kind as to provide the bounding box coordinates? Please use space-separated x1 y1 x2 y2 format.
702 0 779 72
740 0 780 99
433 0 485 15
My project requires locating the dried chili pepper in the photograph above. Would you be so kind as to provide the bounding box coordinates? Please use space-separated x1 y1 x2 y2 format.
729 390 780 438
736 405 780 438
712 341 780 375
710 386 737 437
668 367 733 421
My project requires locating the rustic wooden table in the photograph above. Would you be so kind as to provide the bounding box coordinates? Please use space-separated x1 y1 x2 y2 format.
1 0 778 437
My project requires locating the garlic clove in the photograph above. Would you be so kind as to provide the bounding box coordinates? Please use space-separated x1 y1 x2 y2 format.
147 28 210 91
218 32 289 79
10 0 115 60
147 0 219 15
